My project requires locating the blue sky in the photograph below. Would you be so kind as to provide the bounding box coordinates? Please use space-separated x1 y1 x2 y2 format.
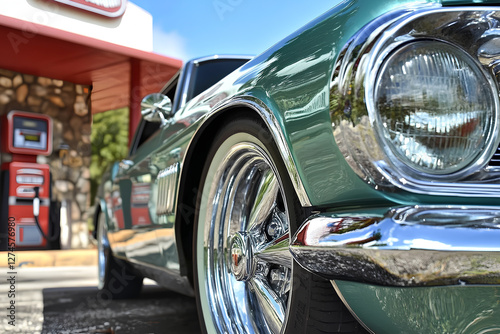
131 0 340 61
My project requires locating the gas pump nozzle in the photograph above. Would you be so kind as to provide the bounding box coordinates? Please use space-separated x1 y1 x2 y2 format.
33 187 40 217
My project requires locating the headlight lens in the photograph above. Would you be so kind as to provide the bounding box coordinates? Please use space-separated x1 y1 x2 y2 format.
375 41 495 174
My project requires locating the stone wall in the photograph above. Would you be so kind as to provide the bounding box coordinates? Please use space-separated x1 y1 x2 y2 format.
0 69 92 248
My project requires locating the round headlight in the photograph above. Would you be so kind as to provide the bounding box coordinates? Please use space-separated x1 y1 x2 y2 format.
374 40 496 175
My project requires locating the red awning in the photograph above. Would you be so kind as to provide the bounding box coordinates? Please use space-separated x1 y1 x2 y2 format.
0 14 182 114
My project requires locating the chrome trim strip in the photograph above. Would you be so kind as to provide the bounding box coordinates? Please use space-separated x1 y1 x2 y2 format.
196 95 312 207
191 54 254 66
331 5 500 197
177 60 193 111
290 206 500 286
125 257 195 297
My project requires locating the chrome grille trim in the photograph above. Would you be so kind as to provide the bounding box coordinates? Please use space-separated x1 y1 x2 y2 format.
156 163 179 216
488 145 500 168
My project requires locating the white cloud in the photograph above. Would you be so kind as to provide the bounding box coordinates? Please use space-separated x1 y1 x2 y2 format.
152 26 190 61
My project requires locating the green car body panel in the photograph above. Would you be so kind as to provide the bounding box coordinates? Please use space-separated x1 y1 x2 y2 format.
335 280 500 333
172 1 500 331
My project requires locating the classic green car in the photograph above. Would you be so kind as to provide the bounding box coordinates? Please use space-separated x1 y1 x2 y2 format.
94 0 500 332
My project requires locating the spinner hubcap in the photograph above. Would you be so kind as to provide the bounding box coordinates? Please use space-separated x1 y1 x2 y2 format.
230 232 255 282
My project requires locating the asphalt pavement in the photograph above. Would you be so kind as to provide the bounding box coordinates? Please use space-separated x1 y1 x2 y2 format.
0 250 202 334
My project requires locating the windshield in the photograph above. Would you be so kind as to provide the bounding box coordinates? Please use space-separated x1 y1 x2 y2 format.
187 58 250 102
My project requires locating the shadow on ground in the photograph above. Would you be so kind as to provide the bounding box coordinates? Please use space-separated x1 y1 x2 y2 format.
41 285 202 334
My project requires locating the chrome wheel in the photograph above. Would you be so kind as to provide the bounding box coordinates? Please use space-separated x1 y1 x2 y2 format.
196 133 292 334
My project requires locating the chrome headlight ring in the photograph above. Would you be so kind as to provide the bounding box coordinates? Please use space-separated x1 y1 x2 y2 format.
331 4 500 197
370 39 497 177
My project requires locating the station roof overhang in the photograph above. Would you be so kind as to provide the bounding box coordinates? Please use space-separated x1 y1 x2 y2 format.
0 14 182 139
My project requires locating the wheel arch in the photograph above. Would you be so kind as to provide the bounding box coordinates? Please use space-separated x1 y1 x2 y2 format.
174 96 311 282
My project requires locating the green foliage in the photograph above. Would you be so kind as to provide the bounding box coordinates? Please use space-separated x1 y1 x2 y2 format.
90 108 129 203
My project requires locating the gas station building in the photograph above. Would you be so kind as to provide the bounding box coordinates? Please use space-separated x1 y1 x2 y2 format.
0 0 181 249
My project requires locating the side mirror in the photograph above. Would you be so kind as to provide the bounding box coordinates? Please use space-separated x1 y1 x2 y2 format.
140 93 173 123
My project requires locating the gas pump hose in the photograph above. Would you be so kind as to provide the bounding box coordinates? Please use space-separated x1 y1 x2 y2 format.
33 187 60 242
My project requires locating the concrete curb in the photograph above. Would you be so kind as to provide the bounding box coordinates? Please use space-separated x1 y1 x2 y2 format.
0 249 97 268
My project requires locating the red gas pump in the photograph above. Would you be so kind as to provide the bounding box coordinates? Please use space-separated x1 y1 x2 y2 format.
0 111 59 250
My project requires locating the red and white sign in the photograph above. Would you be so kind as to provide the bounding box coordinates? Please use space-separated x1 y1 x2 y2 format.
50 0 127 18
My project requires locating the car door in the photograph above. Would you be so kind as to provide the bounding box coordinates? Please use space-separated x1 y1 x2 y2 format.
109 119 164 267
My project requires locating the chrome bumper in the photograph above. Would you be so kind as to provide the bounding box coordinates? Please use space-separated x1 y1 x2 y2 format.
290 206 500 286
